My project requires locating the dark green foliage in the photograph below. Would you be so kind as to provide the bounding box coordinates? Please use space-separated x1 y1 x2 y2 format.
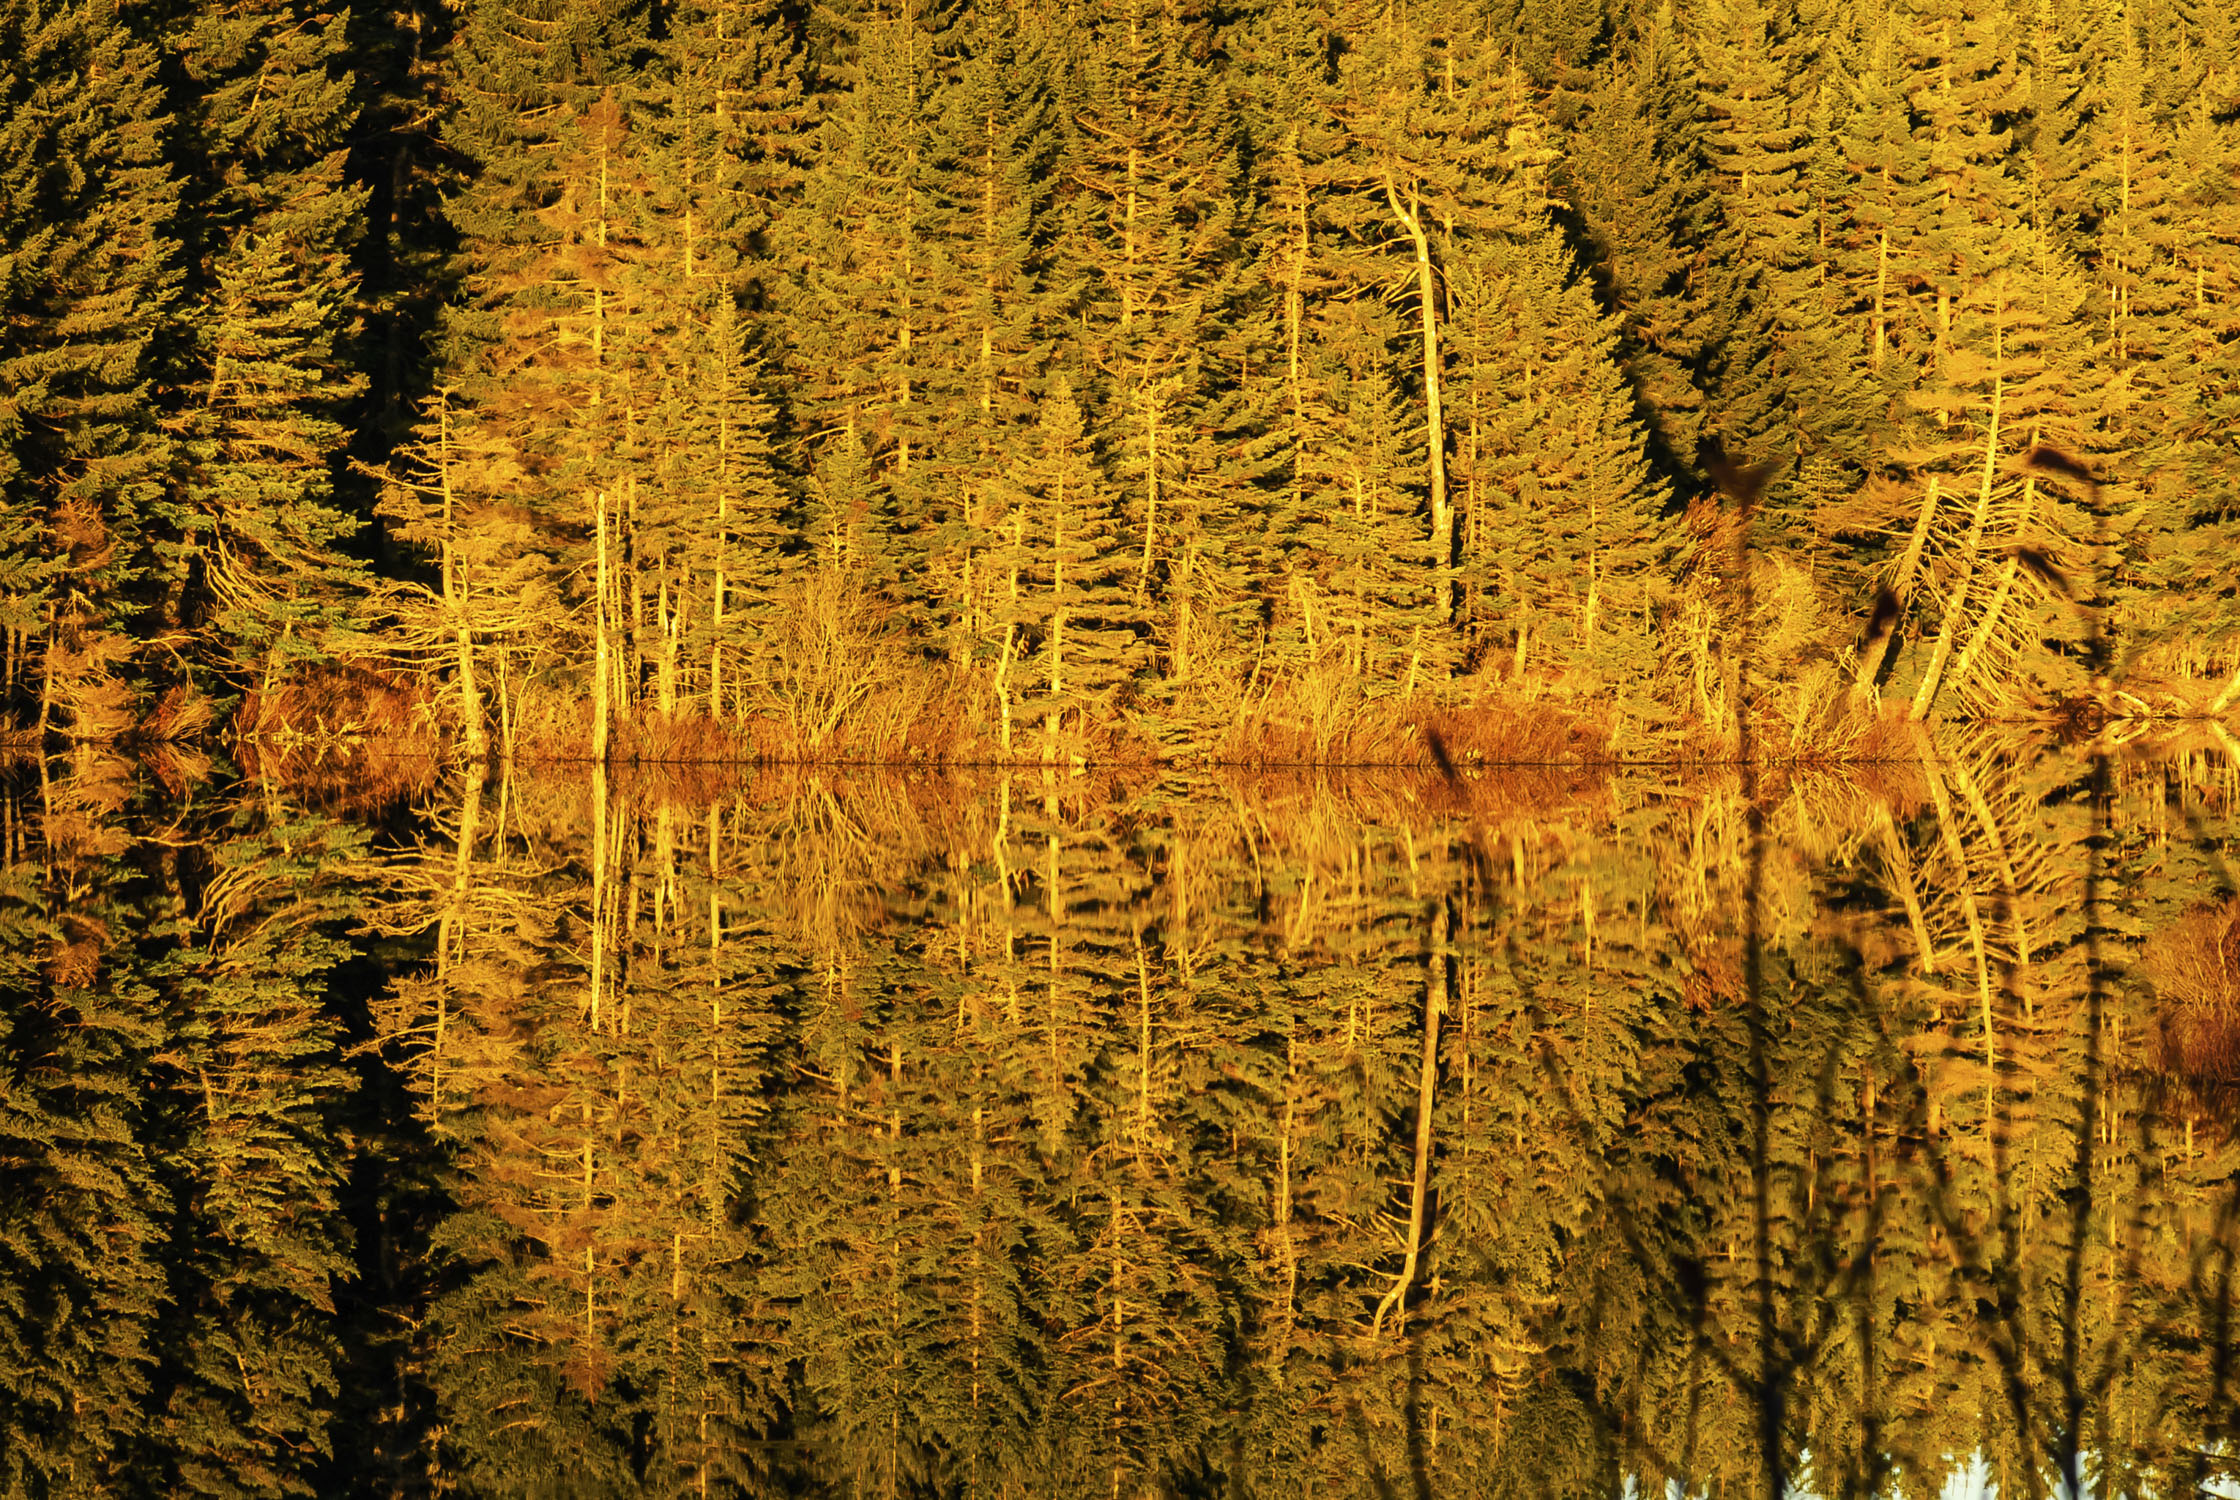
0 0 177 732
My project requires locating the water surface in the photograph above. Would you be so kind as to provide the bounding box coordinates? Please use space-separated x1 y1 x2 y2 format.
7 737 2240 1497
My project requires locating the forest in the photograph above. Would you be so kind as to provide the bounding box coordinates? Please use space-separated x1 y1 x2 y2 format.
3 0 2238 765
11 0 2240 1493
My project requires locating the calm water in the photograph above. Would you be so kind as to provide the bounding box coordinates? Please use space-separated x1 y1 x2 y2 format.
8 735 2240 1498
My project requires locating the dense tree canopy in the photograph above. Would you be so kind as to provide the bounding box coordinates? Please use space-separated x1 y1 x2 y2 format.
7 0 2240 1484
1 0 2236 758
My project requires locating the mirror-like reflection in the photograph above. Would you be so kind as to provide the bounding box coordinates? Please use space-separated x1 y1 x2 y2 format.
7 735 2240 1497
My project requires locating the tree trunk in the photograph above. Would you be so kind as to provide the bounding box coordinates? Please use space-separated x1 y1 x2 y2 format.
594 490 612 763
1137 392 1159 605
590 755 608 1031
439 400 489 759
1387 177 1450 620
710 416 728 717
1046 489 1065 763
431 769 484 1117
1912 368 2006 720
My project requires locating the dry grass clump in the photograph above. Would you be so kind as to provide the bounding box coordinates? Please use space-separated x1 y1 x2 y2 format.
1417 694 1611 765
238 662 439 749
232 662 445 810
36 751 135 861
604 709 756 764
2155 1008 2240 1091
45 635 138 741
599 755 757 809
43 915 107 991
1219 683 1611 767
2145 896 2240 1013
2145 896 2240 1099
141 683 219 742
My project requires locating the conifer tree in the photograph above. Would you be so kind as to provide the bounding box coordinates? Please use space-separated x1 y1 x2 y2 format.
1004 378 1149 758
145 804 363 1497
919 10 1069 680
435 0 653 751
1687 0 1872 544
163 0 371 685
1329 11 1514 627
1285 299 1442 690
1060 0 1249 686
0 772 167 1497
1562 8 1716 471
0 0 177 734
1447 223 1674 692
642 300 793 719
774 0 946 636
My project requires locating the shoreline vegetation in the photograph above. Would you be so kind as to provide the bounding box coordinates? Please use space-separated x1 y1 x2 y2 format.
5 0 2239 770
11 651 2239 772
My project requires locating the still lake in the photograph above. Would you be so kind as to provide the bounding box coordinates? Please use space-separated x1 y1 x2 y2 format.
7 734 2240 1497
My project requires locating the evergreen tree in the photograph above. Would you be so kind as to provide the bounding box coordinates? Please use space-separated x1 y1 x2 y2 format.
1562 7 1717 473
1003 378 1150 759
1060 0 1250 691
919 9 1069 681
0 0 178 735
1447 222 1675 694
162 0 371 685
145 803 363 1496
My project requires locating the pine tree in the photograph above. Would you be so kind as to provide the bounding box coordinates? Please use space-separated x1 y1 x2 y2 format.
145 802 363 1497
773 0 945 636
1059 0 1249 689
1447 222 1674 694
1329 12 1515 630
1284 298 1441 692
2075 24 2240 691
1561 7 1717 472
0 771 168 1497
162 0 371 686
0 0 178 735
435 0 654 753
920 11 1069 683
1686 0 1873 548
639 299 792 721
1004 378 1149 759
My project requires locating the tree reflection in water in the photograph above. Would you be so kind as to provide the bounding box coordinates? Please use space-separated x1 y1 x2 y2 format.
5 735 2240 1496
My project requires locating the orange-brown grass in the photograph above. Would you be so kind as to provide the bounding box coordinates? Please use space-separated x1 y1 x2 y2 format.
1419 694 1613 764
36 750 135 862
2150 1002 2240 1138
140 683 219 742
498 668 1092 766
145 742 217 798
2144 896 2240 1124
1668 690 1914 769
2146 896 2240 1013
594 755 758 810
2154 1007 2240 1086
237 662 439 749
604 709 758 764
1845 705 1928 764
44 913 107 990
1219 683 1613 768
232 662 444 812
